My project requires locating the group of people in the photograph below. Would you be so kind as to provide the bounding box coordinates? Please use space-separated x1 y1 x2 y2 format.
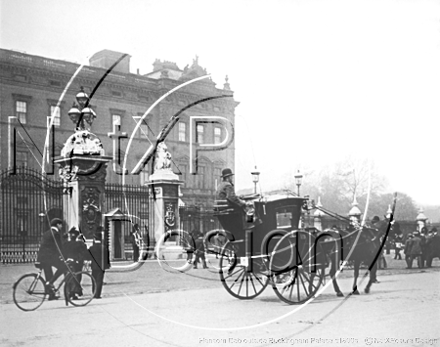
364 216 440 271
403 227 440 269
36 218 110 300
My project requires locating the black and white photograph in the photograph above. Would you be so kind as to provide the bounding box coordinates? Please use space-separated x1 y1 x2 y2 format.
0 0 439 346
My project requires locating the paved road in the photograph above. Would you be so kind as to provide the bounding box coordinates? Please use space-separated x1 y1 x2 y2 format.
1 258 440 347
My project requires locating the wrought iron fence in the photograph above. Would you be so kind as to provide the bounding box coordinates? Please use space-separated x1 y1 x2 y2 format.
0 168 150 264
0 167 63 263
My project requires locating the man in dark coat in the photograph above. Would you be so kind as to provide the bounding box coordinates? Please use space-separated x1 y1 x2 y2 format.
36 218 66 300
407 231 423 269
88 226 110 299
64 227 88 299
216 168 248 211
426 228 440 267
404 233 413 268
420 227 429 268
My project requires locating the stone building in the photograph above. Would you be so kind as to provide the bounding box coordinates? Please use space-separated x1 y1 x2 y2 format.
0 48 238 207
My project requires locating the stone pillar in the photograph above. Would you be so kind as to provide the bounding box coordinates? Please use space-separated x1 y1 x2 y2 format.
146 142 183 245
56 87 111 240
56 154 111 239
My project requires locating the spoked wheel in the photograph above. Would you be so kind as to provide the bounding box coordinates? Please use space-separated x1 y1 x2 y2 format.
64 271 96 307
203 229 228 273
155 229 195 273
219 240 269 300
270 230 325 305
13 273 47 311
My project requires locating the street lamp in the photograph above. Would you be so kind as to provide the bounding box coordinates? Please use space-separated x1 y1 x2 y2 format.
251 166 260 194
67 87 96 131
294 169 303 197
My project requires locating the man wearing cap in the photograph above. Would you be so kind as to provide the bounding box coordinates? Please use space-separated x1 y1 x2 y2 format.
36 218 66 300
64 227 88 299
216 168 248 211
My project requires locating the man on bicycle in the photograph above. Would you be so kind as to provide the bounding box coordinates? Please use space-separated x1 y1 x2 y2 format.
36 218 66 300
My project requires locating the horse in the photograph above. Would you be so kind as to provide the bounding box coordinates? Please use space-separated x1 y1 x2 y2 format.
318 223 391 297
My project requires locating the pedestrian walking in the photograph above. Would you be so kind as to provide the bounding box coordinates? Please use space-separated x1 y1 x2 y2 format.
393 222 403 260
420 227 429 268
426 227 440 267
193 232 207 269
393 233 403 260
404 233 413 268
406 231 423 269
131 224 141 261
88 226 110 299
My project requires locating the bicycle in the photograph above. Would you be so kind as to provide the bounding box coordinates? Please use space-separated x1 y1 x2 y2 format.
12 260 96 311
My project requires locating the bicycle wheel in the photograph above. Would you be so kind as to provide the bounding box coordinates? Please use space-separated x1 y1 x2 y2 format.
219 241 269 300
13 273 47 311
64 272 96 307
155 229 195 273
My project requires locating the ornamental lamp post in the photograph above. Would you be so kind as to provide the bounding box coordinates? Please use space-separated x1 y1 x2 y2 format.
56 86 111 239
294 170 303 197
251 166 260 194
67 87 97 131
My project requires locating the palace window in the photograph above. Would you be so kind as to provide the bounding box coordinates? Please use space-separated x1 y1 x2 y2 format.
196 124 204 144
112 114 121 129
140 168 149 185
48 105 61 127
214 127 222 144
16 101 27 124
133 115 149 138
16 150 28 167
179 122 186 142
178 164 188 186
196 165 206 189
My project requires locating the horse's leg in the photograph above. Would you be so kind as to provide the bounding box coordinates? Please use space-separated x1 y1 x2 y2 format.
352 259 360 295
365 261 377 294
331 254 343 297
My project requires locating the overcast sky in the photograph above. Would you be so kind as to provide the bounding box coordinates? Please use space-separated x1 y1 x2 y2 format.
1 0 439 206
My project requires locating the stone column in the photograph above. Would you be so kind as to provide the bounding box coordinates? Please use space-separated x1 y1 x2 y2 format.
146 143 183 245
55 87 111 240
56 153 111 239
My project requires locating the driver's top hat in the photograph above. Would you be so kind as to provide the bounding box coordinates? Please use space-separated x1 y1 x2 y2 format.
221 168 234 178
